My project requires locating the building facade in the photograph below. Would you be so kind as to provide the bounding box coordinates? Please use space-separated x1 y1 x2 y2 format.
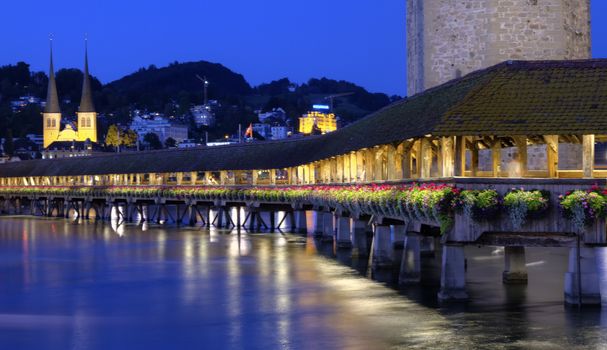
130 115 189 143
406 0 591 95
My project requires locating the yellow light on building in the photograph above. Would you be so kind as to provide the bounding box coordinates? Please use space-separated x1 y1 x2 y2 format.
298 111 337 135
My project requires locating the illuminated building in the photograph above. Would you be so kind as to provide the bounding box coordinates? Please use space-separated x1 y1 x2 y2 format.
42 42 98 148
298 111 337 135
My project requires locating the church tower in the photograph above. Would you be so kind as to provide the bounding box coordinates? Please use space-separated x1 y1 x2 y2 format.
76 42 97 143
407 0 591 95
42 43 61 148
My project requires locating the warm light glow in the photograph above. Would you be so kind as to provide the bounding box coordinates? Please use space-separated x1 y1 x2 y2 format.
299 111 337 135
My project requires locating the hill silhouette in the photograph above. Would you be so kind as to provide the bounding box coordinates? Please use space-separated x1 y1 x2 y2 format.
0 60 399 140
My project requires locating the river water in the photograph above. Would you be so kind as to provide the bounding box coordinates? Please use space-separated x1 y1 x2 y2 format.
0 216 606 349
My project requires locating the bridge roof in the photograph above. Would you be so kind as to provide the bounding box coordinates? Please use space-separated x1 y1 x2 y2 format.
2 59 607 177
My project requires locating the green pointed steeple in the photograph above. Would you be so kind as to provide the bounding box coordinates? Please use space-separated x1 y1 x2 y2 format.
44 41 61 114
78 41 95 113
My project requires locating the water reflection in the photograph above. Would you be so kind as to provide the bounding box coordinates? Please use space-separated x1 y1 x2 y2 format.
0 217 606 349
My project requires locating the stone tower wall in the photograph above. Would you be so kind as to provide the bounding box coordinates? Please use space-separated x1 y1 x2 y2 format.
407 0 591 95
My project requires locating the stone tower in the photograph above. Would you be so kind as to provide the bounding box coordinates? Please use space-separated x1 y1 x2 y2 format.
407 0 591 95
76 42 97 143
42 43 61 149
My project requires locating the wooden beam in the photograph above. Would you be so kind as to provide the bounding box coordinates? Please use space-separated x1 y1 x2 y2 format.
386 145 397 180
471 142 479 177
420 138 432 179
365 149 374 182
545 135 559 178
454 136 465 177
513 136 528 177
492 140 501 177
400 141 412 179
441 136 455 177
583 134 595 178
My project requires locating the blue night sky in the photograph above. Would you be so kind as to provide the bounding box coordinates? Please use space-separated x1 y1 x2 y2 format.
1 0 607 96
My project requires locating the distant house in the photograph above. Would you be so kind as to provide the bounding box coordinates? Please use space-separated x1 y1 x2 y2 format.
190 105 216 127
252 123 272 139
258 108 287 123
10 96 46 112
270 125 292 140
130 114 189 143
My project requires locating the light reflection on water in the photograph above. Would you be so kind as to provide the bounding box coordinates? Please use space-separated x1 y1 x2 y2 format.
0 217 606 349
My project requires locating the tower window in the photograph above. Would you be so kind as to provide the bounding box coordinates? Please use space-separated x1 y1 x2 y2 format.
46 118 51 128
51 119 56 127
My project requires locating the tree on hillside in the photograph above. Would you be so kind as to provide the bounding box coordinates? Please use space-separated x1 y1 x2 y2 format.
165 137 177 148
143 132 162 150
106 125 138 152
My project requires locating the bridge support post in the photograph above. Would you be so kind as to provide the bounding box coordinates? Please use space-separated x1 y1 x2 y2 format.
399 232 421 285
438 244 469 302
84 202 92 220
372 225 392 269
420 236 436 257
63 201 70 218
313 211 324 237
294 211 307 234
336 216 352 248
247 208 257 231
215 207 224 228
322 212 334 242
351 219 370 258
564 247 601 306
502 246 528 284
188 205 197 226
391 225 407 264
126 203 135 223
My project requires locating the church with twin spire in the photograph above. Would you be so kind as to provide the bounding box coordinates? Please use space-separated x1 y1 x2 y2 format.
42 43 98 150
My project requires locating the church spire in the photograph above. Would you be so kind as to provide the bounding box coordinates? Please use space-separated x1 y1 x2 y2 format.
78 40 95 113
44 39 61 114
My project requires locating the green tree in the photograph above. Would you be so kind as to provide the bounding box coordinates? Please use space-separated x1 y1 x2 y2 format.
106 125 138 151
143 132 162 150
165 137 177 148
105 124 121 150
120 129 138 147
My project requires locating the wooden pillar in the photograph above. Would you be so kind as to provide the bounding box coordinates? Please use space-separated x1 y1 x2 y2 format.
343 154 351 182
583 134 595 178
336 157 344 183
373 147 383 181
365 149 374 182
514 136 528 177
357 151 365 182
401 142 412 179
349 152 357 182
454 136 465 177
220 171 228 185
387 145 397 180
471 140 479 177
270 169 276 185
492 139 501 178
441 136 455 178
420 138 432 179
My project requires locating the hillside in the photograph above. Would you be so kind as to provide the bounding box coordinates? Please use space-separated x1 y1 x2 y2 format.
0 60 399 140
104 61 252 111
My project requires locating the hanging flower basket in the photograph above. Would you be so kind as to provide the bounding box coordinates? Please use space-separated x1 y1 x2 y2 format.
503 188 550 230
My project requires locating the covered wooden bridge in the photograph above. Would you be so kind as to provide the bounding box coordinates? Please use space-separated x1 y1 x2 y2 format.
1 59 607 305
